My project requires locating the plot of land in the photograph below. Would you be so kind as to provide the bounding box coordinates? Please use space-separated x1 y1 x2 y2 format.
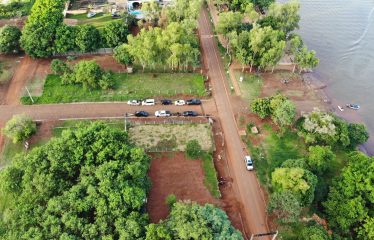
21 73 206 104
129 124 213 151
233 70 263 102
65 13 121 29
147 152 220 223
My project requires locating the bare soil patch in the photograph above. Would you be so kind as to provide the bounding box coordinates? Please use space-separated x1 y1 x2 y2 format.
147 152 220 223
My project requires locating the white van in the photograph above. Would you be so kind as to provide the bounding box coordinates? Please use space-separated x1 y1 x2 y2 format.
142 99 155 106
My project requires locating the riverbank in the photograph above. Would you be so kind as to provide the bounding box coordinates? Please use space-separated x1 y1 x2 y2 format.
304 72 373 156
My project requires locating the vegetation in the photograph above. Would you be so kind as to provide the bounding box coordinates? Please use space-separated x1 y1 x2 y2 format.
186 139 203 159
21 72 204 104
268 190 301 223
251 94 296 127
0 0 35 19
307 145 335 174
0 122 151 239
101 21 129 48
0 25 21 54
202 153 220 198
2 114 36 143
323 152 374 238
145 201 243 239
165 194 177 208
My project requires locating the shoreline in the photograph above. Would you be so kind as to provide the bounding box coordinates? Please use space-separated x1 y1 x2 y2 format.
303 72 373 156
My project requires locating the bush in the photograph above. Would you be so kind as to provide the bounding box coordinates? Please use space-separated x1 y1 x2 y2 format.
0 25 22 54
3 114 36 143
101 21 129 48
165 194 177 208
186 139 203 159
75 25 101 52
50 59 70 75
307 145 335 174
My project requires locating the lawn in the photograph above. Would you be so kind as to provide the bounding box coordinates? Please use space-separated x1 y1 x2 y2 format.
21 73 206 104
202 153 220 198
234 70 263 102
65 13 121 29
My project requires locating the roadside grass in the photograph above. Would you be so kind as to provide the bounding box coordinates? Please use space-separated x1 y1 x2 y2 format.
0 60 15 84
65 13 121 29
202 152 220 198
21 73 206 104
53 119 124 137
234 70 263 102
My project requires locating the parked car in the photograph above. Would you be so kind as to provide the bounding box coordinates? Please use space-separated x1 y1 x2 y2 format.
142 99 155 106
161 99 172 105
186 99 201 105
183 111 198 117
244 155 254 171
87 12 96 18
155 110 171 117
127 100 141 106
135 111 149 117
174 100 185 106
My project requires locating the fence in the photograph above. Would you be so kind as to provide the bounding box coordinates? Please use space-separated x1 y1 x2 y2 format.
53 48 113 57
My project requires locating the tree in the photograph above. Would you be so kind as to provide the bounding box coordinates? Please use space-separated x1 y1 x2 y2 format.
250 97 271 118
300 224 331 240
250 0 274 10
272 167 317 205
268 0 300 35
295 47 319 73
323 152 374 237
50 59 70 75
73 60 103 89
268 191 301 223
0 25 21 54
20 0 66 57
113 44 134 67
0 122 151 239
347 123 369 148
146 201 243 240
272 99 296 127
142 0 161 26
101 21 129 48
54 25 77 53
186 140 203 159
281 158 308 169
216 11 243 36
249 26 286 71
307 145 335 174
3 114 36 143
75 24 101 52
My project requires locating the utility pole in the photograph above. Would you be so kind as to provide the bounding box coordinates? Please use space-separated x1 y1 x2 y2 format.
25 86 34 104
124 113 128 132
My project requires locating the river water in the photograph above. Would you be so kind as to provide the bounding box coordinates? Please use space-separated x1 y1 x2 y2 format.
288 0 374 152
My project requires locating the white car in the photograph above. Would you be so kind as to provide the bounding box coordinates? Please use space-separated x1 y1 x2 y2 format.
142 99 155 106
87 12 96 18
174 100 185 106
155 110 171 117
244 155 254 171
127 100 141 106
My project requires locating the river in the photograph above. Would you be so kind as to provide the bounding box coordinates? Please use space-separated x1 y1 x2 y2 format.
289 0 374 154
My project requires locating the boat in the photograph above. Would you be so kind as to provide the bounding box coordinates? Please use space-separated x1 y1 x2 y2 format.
346 104 360 110
338 105 344 112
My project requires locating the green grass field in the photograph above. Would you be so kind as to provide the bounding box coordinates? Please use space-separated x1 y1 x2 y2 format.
21 73 206 104
202 153 220 198
234 70 263 102
65 13 121 29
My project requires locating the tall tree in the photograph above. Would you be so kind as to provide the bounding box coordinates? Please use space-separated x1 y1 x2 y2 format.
142 0 161 26
250 26 285 71
54 25 77 53
216 11 243 36
268 0 300 35
272 99 296 127
295 47 319 73
101 21 129 48
20 0 66 57
0 122 151 239
75 25 101 53
0 25 21 54
307 145 335 174
324 152 374 238
268 191 302 223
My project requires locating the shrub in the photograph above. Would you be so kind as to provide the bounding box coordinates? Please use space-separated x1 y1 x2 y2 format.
186 139 203 159
165 194 177 208
3 114 36 143
307 145 335 174
50 59 70 75
0 25 21 54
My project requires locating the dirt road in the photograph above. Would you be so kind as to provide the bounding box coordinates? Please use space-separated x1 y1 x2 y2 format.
198 7 269 236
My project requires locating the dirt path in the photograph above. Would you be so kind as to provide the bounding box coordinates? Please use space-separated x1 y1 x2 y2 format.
199 7 270 237
4 56 40 105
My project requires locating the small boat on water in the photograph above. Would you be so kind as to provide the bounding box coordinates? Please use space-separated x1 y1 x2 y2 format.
346 104 360 110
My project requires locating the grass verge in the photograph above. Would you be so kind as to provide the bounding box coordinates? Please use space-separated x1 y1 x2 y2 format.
202 152 220 198
21 73 206 104
234 70 263 102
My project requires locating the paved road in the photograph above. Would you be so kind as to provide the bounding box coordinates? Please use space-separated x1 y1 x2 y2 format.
198 7 269 236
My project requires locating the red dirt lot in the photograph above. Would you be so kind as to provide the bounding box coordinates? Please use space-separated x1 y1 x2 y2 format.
147 152 220 223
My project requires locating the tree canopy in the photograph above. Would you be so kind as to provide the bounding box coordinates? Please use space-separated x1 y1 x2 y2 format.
101 21 129 48
323 152 374 238
268 190 301 223
307 145 335 174
0 25 21 54
145 201 243 240
0 122 151 239
3 114 36 143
